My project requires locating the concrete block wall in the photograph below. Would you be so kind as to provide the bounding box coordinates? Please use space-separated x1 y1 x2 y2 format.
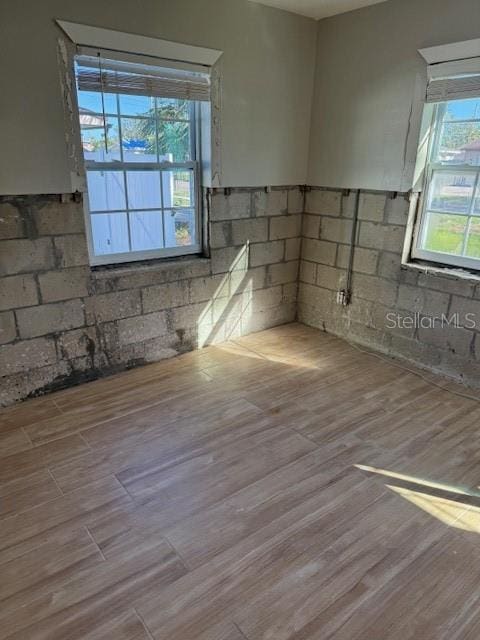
0 187 301 405
298 188 480 387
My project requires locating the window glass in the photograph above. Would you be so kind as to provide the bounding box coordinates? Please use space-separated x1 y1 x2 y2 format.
75 55 205 264
126 171 162 209
416 97 480 267
130 211 164 251
91 212 129 255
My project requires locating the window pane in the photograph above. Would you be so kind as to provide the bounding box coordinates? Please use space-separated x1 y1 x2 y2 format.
423 212 467 255
427 171 475 214
156 98 190 120
76 89 118 115
162 169 194 208
91 212 129 255
164 209 196 248
158 120 191 162
436 122 480 165
474 188 480 215
466 219 480 258
121 117 157 161
126 171 161 209
130 211 164 251
119 94 155 117
86 170 126 211
81 116 121 162
444 98 480 122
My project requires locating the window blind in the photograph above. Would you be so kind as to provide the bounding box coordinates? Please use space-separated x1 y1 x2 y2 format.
76 56 211 102
426 73 480 103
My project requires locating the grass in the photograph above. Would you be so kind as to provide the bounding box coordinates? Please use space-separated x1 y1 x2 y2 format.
425 215 480 257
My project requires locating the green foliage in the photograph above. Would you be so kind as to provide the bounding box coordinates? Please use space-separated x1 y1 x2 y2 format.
123 100 190 161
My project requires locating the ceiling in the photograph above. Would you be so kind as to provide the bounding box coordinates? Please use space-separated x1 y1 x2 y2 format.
249 0 389 20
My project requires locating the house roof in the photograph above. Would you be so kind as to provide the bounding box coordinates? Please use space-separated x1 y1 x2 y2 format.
461 140 480 151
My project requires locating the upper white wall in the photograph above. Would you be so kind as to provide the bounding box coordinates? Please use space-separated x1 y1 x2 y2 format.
0 0 316 194
307 0 480 192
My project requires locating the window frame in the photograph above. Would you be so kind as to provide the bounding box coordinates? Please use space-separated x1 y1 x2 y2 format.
77 64 204 267
412 101 480 271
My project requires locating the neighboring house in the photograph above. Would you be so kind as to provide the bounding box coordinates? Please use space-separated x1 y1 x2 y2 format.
459 139 480 165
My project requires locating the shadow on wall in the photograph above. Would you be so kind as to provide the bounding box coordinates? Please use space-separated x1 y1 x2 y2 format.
198 244 252 347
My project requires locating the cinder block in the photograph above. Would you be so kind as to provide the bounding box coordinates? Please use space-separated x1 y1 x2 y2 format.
0 203 24 239
252 286 283 310
397 284 450 316
418 324 474 358
399 268 418 287
301 238 337 266
352 273 398 306
316 265 346 291
299 260 316 284
336 245 378 275
371 304 415 338
385 195 410 225
35 201 85 236
0 360 72 405
303 214 321 239
269 214 301 240
377 252 402 281
282 282 298 304
0 337 57 374
267 260 298 285
117 310 167 345
345 297 374 327
250 241 284 267
56 327 97 360
0 274 38 311
211 246 249 274
39 267 90 303
142 281 189 313
253 189 288 217
0 238 54 275
232 218 268 244
451 296 480 329
17 299 85 339
210 191 251 221
418 272 475 298
210 222 232 248
297 282 334 310
305 189 341 216
95 259 211 293
390 334 443 368
86 290 141 324
54 234 89 267
189 274 228 304
285 237 301 261
358 222 405 253
0 311 16 344
230 265 266 293
287 188 304 214
320 217 353 244
241 302 296 334
358 192 386 222
171 302 207 331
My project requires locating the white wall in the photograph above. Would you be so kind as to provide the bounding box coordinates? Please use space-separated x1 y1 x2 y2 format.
307 0 480 192
0 0 316 194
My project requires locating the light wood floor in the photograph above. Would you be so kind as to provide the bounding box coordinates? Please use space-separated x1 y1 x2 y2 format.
2 323 480 639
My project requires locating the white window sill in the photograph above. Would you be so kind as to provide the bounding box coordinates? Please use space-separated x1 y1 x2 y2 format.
402 260 480 283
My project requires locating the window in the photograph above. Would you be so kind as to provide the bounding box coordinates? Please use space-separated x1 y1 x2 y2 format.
413 82 480 270
74 54 210 265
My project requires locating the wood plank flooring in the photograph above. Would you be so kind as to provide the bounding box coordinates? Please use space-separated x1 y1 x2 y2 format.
1 322 480 639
